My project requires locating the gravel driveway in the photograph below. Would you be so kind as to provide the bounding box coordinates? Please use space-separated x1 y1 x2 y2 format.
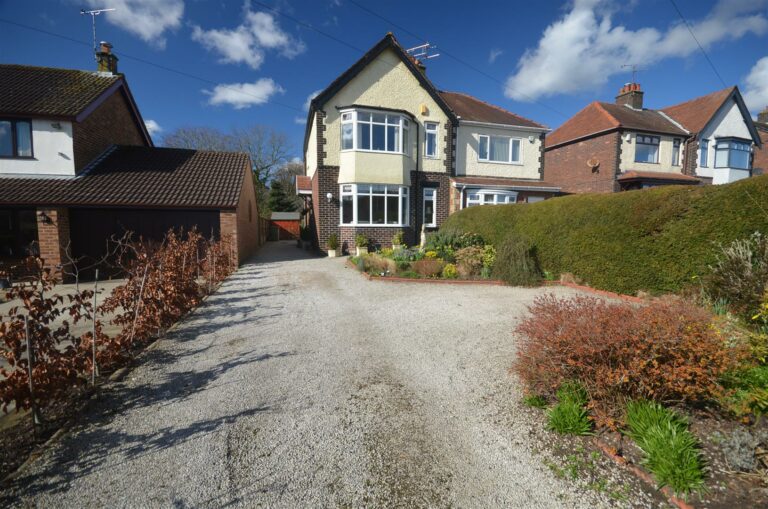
3 241 637 508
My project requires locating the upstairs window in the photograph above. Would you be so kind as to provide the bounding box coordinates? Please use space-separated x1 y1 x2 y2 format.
672 138 681 166
424 122 438 158
340 110 409 154
0 119 33 158
478 135 521 163
700 139 709 167
715 138 751 170
634 135 659 164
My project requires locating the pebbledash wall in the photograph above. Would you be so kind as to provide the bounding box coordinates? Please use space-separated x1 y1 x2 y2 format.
544 132 622 194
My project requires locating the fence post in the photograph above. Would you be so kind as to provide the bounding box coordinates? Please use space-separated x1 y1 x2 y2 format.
24 315 42 430
91 268 99 385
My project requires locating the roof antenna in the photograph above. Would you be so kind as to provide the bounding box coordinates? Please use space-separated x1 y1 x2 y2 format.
405 43 440 61
621 63 644 84
80 8 116 61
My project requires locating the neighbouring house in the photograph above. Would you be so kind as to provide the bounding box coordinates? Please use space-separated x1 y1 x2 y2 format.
544 83 762 193
301 33 558 254
269 211 300 241
755 107 768 176
0 44 260 276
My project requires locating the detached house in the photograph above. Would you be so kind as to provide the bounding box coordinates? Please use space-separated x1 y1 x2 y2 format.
300 33 557 253
0 44 260 274
544 83 762 193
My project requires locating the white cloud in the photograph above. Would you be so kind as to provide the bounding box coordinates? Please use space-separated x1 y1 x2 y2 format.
205 79 285 109
144 119 162 135
744 56 768 114
488 48 503 64
294 116 307 124
303 89 322 111
505 0 768 101
84 0 184 49
191 9 305 69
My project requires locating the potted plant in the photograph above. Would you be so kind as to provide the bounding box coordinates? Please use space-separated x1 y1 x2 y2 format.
392 229 405 250
327 233 339 258
355 234 369 256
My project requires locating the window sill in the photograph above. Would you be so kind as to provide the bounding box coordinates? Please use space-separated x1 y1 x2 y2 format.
0 156 36 160
477 159 523 166
341 149 407 156
339 224 410 228
634 161 659 165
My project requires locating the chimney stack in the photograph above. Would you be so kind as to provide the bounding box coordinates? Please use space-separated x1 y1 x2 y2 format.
758 106 768 124
616 82 643 110
96 41 119 74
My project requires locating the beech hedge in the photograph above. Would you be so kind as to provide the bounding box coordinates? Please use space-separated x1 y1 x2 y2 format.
441 176 768 295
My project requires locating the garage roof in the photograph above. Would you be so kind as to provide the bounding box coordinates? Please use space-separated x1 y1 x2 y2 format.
0 146 249 209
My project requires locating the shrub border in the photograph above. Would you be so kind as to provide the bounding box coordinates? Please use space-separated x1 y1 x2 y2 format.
344 259 505 286
544 281 644 303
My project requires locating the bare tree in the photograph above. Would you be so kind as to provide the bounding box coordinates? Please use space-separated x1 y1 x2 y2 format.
161 127 232 152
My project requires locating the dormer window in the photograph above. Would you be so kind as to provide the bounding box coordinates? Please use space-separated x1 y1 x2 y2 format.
0 119 33 158
340 109 410 155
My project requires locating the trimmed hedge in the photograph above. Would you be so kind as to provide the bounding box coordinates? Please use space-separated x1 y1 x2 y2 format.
441 176 768 295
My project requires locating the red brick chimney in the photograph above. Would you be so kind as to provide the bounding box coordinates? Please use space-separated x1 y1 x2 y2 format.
616 83 643 110
96 41 119 74
759 106 768 124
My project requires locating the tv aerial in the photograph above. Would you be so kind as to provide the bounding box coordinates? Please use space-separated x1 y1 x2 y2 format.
406 43 440 61
80 8 116 59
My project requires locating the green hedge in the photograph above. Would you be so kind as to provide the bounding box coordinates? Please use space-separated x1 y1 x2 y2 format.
442 176 768 295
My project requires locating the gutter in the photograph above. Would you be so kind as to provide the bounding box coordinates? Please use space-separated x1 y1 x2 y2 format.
460 119 550 133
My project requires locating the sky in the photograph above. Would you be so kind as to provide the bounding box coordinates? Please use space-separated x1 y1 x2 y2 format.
1 0 767 161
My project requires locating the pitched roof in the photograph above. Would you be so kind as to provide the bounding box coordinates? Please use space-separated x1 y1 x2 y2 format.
295 175 312 194
617 171 700 183
546 101 688 148
661 87 734 134
439 91 546 129
452 176 560 191
0 64 122 118
0 146 248 209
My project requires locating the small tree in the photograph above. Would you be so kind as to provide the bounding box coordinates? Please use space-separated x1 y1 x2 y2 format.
268 181 298 212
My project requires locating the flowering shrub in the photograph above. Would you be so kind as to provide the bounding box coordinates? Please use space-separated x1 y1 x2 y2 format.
442 263 458 279
514 295 745 428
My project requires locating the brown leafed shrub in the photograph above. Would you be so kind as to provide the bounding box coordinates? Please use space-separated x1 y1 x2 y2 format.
411 259 444 277
513 295 746 428
363 254 396 274
455 246 484 278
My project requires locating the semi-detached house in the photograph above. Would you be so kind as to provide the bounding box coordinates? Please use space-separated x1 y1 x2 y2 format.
544 82 762 193
300 33 558 254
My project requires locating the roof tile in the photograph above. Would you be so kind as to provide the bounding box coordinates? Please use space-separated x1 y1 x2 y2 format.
439 91 546 129
661 87 734 134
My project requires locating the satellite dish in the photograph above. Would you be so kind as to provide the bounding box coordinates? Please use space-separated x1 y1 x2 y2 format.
587 158 600 168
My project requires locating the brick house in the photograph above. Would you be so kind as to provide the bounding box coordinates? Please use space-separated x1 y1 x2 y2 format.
544 83 762 193
0 46 260 276
301 33 558 254
755 107 768 176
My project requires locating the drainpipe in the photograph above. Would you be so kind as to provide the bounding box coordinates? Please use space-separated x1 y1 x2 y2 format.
414 120 420 242
459 185 466 210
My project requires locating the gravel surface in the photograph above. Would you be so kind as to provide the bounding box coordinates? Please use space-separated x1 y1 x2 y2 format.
2 241 651 508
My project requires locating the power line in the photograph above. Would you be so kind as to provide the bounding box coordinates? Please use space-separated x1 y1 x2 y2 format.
345 0 569 118
668 0 727 87
0 17 305 114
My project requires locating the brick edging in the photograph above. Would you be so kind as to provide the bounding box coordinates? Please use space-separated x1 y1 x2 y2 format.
345 259 504 285
593 437 695 509
544 281 644 303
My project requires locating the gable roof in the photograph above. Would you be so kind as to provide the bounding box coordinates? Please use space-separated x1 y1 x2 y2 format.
661 86 761 144
0 146 248 209
439 91 547 129
0 64 153 145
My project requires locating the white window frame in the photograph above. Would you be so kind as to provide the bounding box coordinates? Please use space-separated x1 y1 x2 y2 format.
424 122 439 159
700 139 709 168
339 109 410 155
478 134 522 164
423 187 437 227
714 138 752 170
672 138 681 166
465 189 518 208
339 184 410 227
634 135 660 164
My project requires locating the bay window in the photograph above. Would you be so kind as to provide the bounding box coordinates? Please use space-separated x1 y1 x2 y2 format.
340 184 409 226
466 189 517 207
425 122 438 158
478 135 521 163
635 135 659 163
0 119 33 158
714 138 751 170
340 110 410 154
423 188 436 227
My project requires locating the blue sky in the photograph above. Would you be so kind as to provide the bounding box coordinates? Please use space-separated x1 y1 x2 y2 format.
1 0 767 160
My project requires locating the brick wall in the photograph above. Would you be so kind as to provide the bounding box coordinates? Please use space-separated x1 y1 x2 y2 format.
753 129 768 176
544 131 621 194
682 138 698 177
220 165 261 264
73 89 148 172
36 208 69 275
